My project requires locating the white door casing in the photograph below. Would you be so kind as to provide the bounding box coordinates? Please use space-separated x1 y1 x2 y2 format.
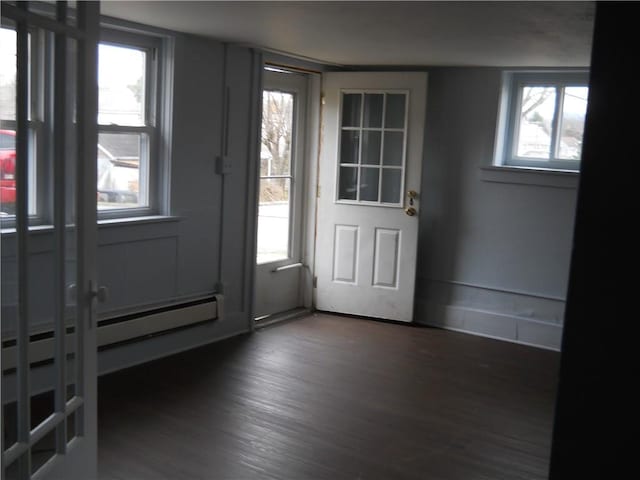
315 72 427 322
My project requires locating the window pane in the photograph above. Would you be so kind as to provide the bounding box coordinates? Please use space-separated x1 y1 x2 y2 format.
97 132 146 210
363 94 383 128
361 130 381 165
340 130 359 164
516 86 556 159
385 94 406 129
558 86 588 160
338 166 358 200
381 168 402 204
0 129 16 215
383 131 404 166
98 44 146 126
261 90 294 176
342 93 361 127
0 27 16 121
257 177 290 263
359 167 379 202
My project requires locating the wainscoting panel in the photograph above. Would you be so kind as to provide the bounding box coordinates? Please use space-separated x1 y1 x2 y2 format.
415 278 564 350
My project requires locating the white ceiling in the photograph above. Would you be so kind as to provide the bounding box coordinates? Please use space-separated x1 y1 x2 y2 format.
101 1 595 67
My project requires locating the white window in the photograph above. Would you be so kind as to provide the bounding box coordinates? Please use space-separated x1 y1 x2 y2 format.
496 71 589 172
97 29 163 217
0 21 169 224
0 25 40 220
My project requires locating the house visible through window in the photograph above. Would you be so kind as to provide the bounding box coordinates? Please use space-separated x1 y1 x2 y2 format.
97 30 160 215
1 22 167 223
496 71 589 172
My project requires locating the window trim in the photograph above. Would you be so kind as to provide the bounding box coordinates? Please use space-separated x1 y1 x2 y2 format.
0 18 173 227
495 70 589 173
0 23 46 227
256 69 308 267
96 27 164 220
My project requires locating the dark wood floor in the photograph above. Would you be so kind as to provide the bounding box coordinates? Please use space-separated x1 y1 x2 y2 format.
98 313 560 480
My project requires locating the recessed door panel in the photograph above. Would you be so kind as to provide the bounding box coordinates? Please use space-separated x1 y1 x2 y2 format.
333 225 359 283
373 228 400 288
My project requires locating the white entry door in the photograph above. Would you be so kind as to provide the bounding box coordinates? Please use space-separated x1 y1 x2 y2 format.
1 2 99 479
315 72 427 322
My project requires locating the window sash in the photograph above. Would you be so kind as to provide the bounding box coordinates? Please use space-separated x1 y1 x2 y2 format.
95 28 162 219
500 71 588 172
1 22 166 226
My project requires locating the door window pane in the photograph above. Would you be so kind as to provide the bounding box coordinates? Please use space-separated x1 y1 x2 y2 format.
558 86 588 160
257 177 290 263
98 44 146 126
361 130 381 165
363 93 383 128
383 131 404 166
338 166 358 200
261 90 294 175
97 132 146 209
336 90 407 206
385 94 406 129
340 130 359 164
342 93 361 127
381 168 402 204
359 167 379 202
515 86 556 159
258 86 296 264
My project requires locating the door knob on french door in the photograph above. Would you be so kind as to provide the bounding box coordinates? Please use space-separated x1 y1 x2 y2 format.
92 285 109 303
66 283 108 303
405 207 417 216
89 281 109 303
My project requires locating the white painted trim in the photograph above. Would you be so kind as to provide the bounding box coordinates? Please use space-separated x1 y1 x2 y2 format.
97 318 248 377
427 277 567 302
416 301 563 351
480 165 579 189
2 299 219 370
304 74 322 309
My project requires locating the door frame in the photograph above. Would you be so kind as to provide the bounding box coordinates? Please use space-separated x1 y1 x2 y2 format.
253 63 322 320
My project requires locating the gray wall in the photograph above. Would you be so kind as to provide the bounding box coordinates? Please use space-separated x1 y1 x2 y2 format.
415 67 578 350
1 33 262 374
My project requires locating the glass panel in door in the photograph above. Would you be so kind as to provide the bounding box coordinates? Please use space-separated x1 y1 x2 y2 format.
336 91 407 205
1 3 99 479
257 89 295 264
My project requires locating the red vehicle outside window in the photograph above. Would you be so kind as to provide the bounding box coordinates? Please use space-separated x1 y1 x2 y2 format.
0 129 16 215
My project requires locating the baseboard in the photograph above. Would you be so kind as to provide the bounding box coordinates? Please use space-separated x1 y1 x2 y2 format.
415 301 563 351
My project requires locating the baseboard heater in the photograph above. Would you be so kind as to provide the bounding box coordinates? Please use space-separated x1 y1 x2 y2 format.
1 295 221 371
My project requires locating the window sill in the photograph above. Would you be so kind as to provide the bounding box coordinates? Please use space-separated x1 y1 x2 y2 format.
1 215 180 236
480 165 579 189
97 215 180 228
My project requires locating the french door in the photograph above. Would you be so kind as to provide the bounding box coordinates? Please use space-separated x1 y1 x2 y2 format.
1 2 99 479
254 69 308 319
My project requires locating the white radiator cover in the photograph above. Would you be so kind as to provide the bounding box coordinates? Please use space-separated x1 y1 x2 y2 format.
1 296 220 370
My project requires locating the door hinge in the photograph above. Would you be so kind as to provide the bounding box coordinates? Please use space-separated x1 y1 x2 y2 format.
313 276 318 288
316 185 321 198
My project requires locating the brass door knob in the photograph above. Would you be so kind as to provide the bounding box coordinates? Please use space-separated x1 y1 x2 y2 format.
405 207 417 216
